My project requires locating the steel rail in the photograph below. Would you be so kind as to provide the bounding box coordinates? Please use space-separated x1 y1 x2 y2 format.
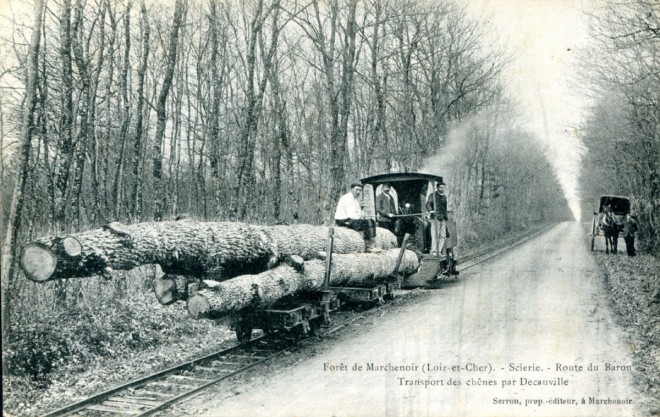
457 224 555 268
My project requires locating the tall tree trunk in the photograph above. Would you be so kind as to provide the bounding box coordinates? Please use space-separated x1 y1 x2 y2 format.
71 0 91 228
131 0 150 221
57 0 74 225
103 0 117 218
209 0 225 218
153 0 187 221
90 0 107 225
337 0 357 180
1 0 45 375
113 0 132 220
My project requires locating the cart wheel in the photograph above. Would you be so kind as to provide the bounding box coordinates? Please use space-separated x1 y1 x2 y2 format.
235 323 253 344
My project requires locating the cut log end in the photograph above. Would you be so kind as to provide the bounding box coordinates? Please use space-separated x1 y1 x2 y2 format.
284 255 304 272
61 236 82 258
153 276 178 305
20 243 57 282
188 294 211 319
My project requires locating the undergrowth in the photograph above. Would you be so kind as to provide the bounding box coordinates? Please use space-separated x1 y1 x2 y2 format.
6 296 177 386
597 252 660 416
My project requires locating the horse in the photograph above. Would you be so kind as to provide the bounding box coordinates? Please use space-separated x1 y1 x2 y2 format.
601 209 623 254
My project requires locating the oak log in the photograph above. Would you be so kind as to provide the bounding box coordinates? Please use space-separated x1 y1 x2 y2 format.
187 249 419 319
20 222 397 282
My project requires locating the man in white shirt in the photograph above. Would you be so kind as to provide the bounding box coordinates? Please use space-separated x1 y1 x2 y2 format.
335 181 380 252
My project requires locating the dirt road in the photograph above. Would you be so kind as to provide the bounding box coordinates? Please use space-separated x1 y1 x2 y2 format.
185 222 640 417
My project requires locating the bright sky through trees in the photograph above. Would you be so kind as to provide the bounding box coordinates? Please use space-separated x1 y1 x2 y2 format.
466 0 590 221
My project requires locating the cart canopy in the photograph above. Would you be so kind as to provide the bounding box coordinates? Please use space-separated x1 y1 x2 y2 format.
594 195 630 215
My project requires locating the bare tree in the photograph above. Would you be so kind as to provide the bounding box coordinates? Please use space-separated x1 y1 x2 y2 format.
232 0 282 220
1 0 45 373
131 0 151 221
56 0 75 226
153 0 187 221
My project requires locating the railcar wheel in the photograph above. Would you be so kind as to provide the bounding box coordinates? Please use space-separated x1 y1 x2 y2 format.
309 318 322 336
235 323 253 344
289 326 304 342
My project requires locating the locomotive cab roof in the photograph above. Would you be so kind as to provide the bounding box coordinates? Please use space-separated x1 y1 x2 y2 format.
359 172 445 214
359 172 444 189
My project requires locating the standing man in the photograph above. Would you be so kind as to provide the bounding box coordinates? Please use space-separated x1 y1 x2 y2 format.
335 181 380 252
376 183 397 233
622 213 639 257
425 182 448 256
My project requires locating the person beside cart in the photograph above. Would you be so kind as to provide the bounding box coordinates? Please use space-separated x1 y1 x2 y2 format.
622 213 639 257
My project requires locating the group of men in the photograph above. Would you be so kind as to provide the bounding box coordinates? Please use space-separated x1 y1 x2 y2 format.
334 180 449 255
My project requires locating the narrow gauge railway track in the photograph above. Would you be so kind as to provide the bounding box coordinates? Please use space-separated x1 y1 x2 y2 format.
41 334 297 417
40 224 555 417
457 225 553 269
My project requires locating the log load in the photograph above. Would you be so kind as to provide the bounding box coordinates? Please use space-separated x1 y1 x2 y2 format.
187 249 419 319
20 221 397 282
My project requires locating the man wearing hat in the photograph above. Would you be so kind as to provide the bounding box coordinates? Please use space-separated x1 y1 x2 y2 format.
376 183 397 234
335 181 380 253
425 182 448 256
622 213 639 256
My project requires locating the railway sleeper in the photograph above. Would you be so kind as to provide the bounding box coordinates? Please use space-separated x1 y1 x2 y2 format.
86 404 141 415
143 380 191 392
102 399 153 410
169 375 214 384
126 389 170 399
193 365 232 374
108 396 163 406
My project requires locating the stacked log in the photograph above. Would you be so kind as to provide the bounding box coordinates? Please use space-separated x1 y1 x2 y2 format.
187 249 419 319
19 221 397 283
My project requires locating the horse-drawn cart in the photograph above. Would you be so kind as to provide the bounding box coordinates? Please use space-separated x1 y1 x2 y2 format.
590 195 630 253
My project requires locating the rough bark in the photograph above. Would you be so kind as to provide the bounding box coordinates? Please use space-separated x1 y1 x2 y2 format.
20 222 397 282
187 249 419 318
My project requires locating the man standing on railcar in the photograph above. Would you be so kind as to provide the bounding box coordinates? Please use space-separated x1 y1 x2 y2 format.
335 181 381 253
376 183 397 233
425 182 448 256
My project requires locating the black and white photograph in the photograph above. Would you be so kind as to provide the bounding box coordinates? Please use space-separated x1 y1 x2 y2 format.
0 0 658 415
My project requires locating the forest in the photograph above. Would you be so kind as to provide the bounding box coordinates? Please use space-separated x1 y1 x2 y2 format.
5 0 634 405
577 0 659 256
